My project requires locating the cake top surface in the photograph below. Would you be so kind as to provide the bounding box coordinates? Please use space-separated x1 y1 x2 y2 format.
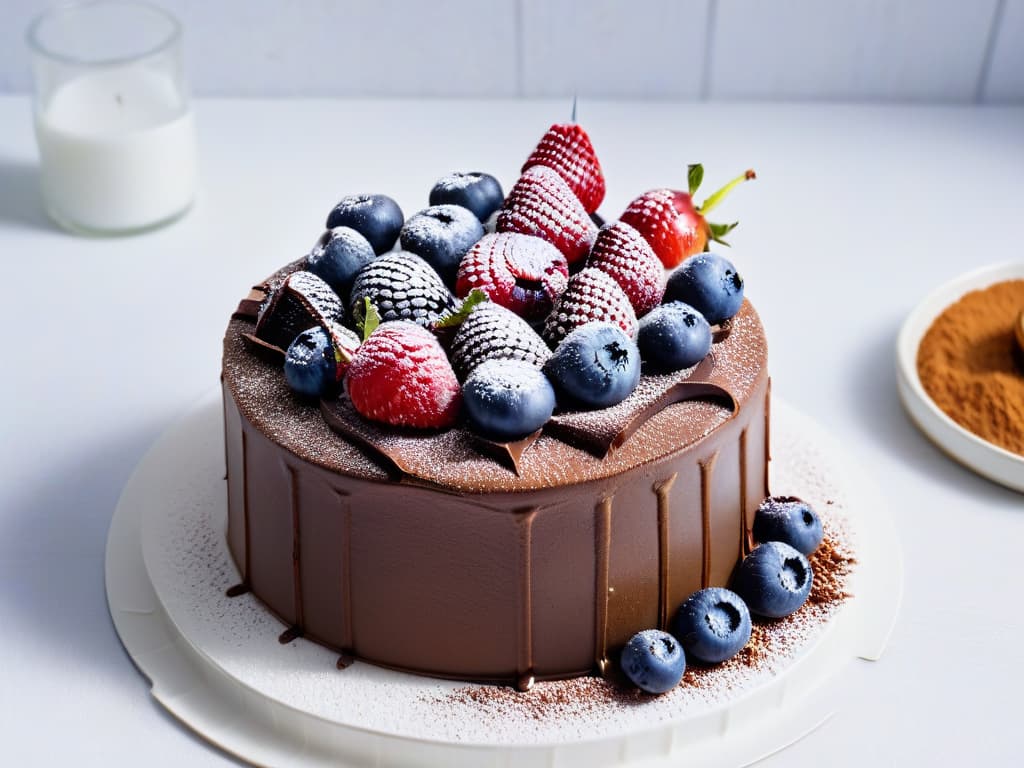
222 294 766 495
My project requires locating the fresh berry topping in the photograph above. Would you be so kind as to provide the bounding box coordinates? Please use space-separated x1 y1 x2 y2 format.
305 226 376 303
399 204 484 286
349 252 456 328
429 172 505 222
586 221 665 316
284 327 337 398
346 321 461 429
496 166 597 264
733 542 813 619
620 188 701 270
544 322 641 408
326 194 404 255
671 588 752 665
462 359 556 441
620 629 685 694
522 122 605 214
636 301 712 372
752 496 824 556
455 232 568 322
664 252 744 325
255 271 344 351
449 301 551 381
542 267 637 347
620 167 755 269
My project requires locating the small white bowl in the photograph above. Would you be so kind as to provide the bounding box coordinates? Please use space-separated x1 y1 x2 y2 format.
896 262 1024 493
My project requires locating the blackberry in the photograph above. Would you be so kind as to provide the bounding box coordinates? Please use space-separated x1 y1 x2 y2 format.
450 302 551 381
349 251 456 328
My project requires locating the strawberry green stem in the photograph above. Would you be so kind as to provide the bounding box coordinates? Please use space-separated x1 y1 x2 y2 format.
698 169 756 215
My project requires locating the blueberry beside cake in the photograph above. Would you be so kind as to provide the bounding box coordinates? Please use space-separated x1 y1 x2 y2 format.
222 123 822 693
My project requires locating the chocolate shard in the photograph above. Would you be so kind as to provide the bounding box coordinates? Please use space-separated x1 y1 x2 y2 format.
255 271 345 351
546 353 736 458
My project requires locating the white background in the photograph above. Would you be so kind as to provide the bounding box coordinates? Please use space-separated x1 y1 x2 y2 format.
2 0 1023 102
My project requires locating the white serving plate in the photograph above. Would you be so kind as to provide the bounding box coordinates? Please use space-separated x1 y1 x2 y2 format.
896 261 1024 493
106 390 901 767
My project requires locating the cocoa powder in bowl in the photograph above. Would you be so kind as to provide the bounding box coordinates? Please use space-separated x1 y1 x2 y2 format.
916 279 1024 455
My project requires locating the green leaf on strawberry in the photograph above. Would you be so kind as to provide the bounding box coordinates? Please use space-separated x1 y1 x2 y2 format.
433 288 490 329
356 297 382 341
707 221 739 248
687 163 704 196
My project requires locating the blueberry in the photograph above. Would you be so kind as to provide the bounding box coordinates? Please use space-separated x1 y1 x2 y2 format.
544 322 641 409
636 301 712 372
326 194 404 255
462 359 556 441
399 204 484 286
752 496 824 555
284 326 336 398
664 252 744 325
620 629 686 694
429 172 504 223
305 227 376 303
733 542 813 619
671 588 751 664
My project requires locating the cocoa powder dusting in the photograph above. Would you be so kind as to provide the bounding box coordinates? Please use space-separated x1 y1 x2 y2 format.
916 279 1024 455
432 531 854 719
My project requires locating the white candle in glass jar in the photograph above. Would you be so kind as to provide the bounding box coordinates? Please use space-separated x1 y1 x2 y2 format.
35 67 197 233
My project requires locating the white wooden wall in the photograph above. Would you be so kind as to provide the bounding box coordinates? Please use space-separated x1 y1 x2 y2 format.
2 0 1021 102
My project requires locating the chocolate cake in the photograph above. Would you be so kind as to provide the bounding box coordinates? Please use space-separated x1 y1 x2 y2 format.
221 271 768 690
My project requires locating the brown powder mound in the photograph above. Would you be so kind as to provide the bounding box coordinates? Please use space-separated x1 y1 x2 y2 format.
434 531 854 719
916 279 1024 455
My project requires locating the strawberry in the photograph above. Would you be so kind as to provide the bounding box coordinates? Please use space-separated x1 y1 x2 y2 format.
346 321 461 429
522 122 605 213
620 165 755 269
455 232 568 322
542 267 638 347
449 301 551 381
585 221 665 316
349 252 456 328
497 166 598 265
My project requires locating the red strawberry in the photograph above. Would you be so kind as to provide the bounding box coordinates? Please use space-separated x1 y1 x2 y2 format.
522 122 605 213
455 232 568 322
586 221 665 316
620 165 755 269
346 321 461 429
543 267 637 347
497 166 598 265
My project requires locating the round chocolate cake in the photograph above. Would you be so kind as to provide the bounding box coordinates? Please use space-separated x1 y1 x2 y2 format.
221 121 770 691
221 280 768 691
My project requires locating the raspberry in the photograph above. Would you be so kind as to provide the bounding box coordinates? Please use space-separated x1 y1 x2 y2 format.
522 122 605 214
450 302 551 381
349 251 456 328
586 221 666 316
542 267 638 347
496 166 597 265
346 321 461 429
455 232 568 322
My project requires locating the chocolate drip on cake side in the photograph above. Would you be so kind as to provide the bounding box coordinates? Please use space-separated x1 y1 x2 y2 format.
278 463 305 645
654 474 677 631
226 429 252 598
516 508 538 692
593 496 613 676
700 452 720 589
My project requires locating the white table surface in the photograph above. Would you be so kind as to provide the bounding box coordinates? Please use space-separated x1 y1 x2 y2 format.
1 95 1022 766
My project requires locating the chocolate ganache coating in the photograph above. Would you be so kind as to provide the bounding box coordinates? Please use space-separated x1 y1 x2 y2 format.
221 268 770 689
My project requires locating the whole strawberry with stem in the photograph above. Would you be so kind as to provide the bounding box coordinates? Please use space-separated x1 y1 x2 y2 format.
621 164 755 269
346 320 461 429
